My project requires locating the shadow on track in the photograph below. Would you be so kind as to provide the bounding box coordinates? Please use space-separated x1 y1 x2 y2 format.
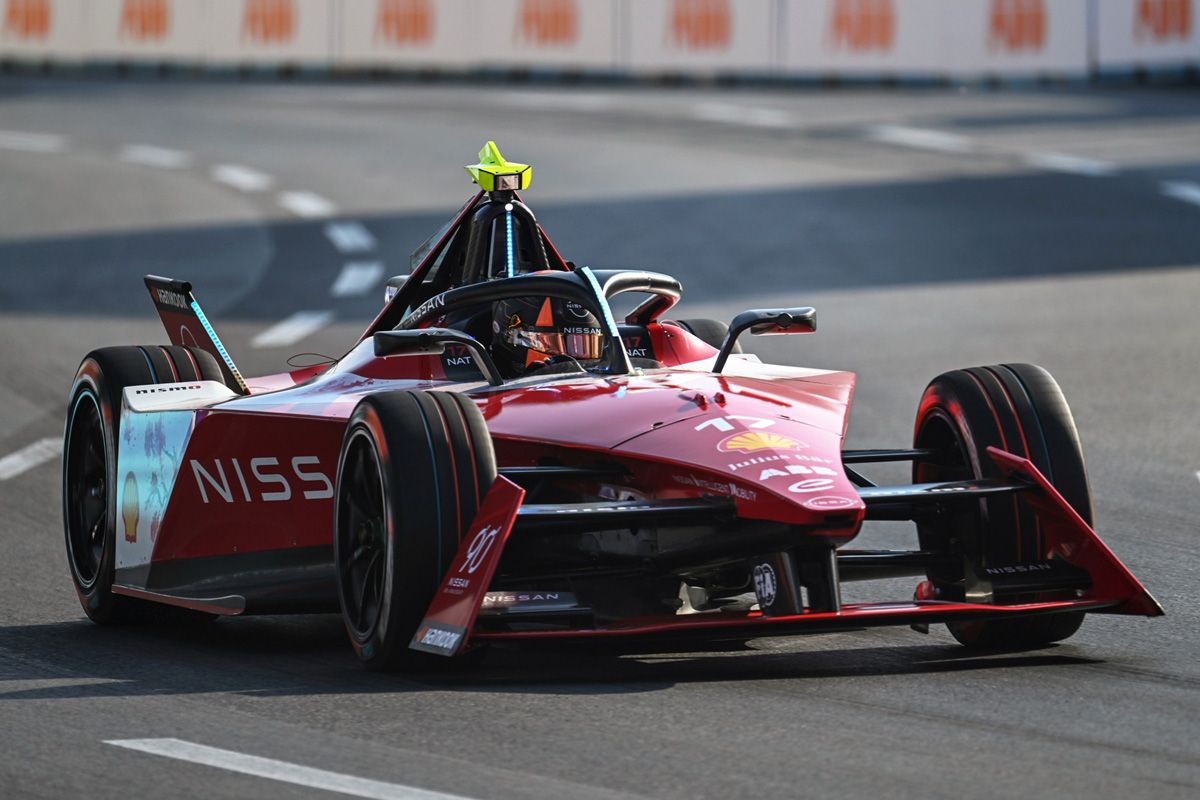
0 616 1100 701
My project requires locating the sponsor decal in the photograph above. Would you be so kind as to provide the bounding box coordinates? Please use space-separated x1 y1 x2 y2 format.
726 453 833 473
988 0 1045 52
120 0 169 41
241 0 295 44
121 472 139 543
758 464 837 481
150 286 189 310
375 0 433 46
788 478 836 494
416 624 462 653
564 301 590 319
515 0 577 46
3 0 51 39
718 431 807 454
984 563 1053 575
407 291 448 323
1137 0 1191 41
828 0 894 52
752 563 777 608
447 576 470 590
460 525 500 574
562 325 601 336
190 456 333 504
483 592 564 606
132 384 203 396
668 0 730 50
672 474 757 502
622 334 653 359
806 495 857 510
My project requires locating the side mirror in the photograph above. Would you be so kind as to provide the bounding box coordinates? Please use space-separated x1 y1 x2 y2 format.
714 307 816 373
373 328 503 386
384 274 409 305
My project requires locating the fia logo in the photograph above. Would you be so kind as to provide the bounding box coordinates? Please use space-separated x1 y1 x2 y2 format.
120 0 169 41
3 0 51 39
752 563 777 609
988 0 1046 52
828 0 895 52
375 0 433 46
668 0 730 51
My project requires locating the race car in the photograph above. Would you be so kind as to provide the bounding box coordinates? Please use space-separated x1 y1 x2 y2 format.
62 142 1162 670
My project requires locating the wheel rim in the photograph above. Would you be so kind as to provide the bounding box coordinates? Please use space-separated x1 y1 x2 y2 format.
65 390 107 587
337 429 388 640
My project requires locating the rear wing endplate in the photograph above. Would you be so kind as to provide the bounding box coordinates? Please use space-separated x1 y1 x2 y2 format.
144 275 248 394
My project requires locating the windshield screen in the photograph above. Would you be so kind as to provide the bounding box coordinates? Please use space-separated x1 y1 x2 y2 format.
408 195 479 272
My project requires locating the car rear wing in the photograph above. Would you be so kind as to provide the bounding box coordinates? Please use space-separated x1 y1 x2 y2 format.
144 275 248 394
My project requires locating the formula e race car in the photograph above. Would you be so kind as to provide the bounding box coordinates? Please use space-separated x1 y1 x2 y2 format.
62 142 1162 670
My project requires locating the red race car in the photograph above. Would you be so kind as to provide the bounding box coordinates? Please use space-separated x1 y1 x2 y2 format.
62 142 1162 670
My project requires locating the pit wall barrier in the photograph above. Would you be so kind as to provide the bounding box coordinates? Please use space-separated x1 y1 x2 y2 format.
0 1 1195 81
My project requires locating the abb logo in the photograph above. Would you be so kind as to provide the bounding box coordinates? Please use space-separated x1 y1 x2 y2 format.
190 456 333 504
988 0 1046 52
515 0 577 46
242 0 295 44
828 0 895 52
3 0 51 39
1136 0 1192 41
668 0 730 51
120 0 169 41
375 0 432 46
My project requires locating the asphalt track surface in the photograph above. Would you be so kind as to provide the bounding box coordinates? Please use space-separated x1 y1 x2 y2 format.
1 78 1198 799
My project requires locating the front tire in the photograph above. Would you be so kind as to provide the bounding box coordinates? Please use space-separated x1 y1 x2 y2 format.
334 390 496 671
913 364 1091 649
63 345 228 623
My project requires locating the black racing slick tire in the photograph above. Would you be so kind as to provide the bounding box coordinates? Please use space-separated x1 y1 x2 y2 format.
334 390 497 671
63 345 227 624
913 364 1091 649
673 318 741 354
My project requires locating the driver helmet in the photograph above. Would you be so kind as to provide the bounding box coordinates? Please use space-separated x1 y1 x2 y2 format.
491 296 605 377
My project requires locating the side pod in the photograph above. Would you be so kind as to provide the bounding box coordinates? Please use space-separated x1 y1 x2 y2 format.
409 476 526 657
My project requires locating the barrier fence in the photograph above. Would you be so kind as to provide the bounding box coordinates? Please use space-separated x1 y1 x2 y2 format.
0 1 1195 80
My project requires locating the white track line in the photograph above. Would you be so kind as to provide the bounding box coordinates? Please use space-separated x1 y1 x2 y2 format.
1162 181 1200 208
105 739 471 800
119 144 191 169
0 438 62 480
1195 470 1200 486
692 103 791 128
0 129 66 153
211 163 274 192
279 190 337 218
252 310 335 348
1023 152 1117 177
867 125 973 154
325 221 377 253
331 261 385 298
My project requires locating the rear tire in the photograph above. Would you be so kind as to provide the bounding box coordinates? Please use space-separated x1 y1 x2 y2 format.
334 390 496 671
913 364 1090 649
673 318 741 353
63 345 228 624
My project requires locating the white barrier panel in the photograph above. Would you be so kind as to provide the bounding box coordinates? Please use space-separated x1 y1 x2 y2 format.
624 0 776 74
1095 0 1198 68
782 0 948 77
207 0 334 65
949 0 1089 76
473 0 618 69
337 0 472 68
0 0 85 60
88 0 208 61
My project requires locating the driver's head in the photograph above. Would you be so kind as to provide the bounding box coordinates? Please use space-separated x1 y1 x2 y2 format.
491 296 604 378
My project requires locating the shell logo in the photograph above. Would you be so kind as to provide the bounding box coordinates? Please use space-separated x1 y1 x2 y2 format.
668 0 731 51
1136 0 1192 41
718 432 807 454
120 0 170 42
375 0 433 46
242 0 295 44
988 0 1046 52
3 0 51 40
828 0 895 52
122 472 140 544
515 0 578 46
